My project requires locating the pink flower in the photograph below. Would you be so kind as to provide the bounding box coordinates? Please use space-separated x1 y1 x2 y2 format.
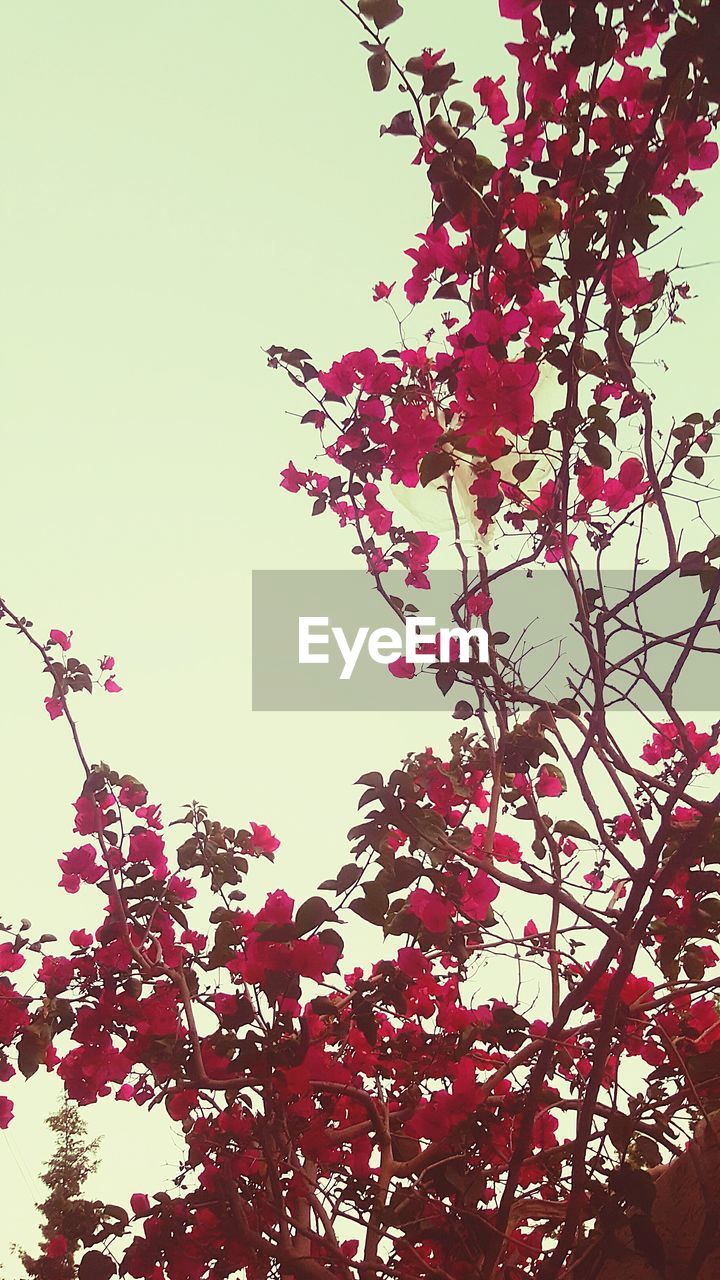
58 844 104 894
280 462 308 493
104 677 122 693
44 697 64 720
667 180 702 215
494 831 522 863
73 793 114 836
38 955 74 996
577 464 605 505
100 655 115 671
409 888 452 934
614 814 638 842
49 629 72 651
167 874 197 903
545 532 576 563
512 192 543 229
603 458 649 511
499 0 539 18
70 929 94 948
0 944 24 973
536 766 565 797
466 591 492 617
463 870 499 921
129 828 168 879
249 822 280 856
473 75 509 125
0 1096 13 1129
119 781 148 810
372 281 395 301
389 657 416 679
611 255 656 308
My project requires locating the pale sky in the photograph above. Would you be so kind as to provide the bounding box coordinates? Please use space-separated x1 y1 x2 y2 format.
0 0 718 1266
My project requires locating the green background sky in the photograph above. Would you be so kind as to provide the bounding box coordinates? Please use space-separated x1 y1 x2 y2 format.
0 0 717 1263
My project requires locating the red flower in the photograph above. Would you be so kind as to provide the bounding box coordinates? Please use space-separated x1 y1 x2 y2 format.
536 766 565 797
611 255 656 308
0 944 24 973
280 462 307 493
473 75 509 125
388 657 415 679
48 629 72 651
466 591 492 617
512 192 543 229
249 822 280 856
603 458 649 511
0 1097 13 1129
38 955 75 996
372 281 395 302
463 870 499 921
409 888 452 933
129 828 168 878
499 0 539 17
73 793 114 835
58 844 104 894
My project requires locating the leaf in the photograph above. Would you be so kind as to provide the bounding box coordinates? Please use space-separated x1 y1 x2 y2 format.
427 115 459 148
367 50 391 92
512 458 538 483
350 880 389 926
606 1109 635 1153
629 1215 665 1273
633 1135 661 1168
380 110 415 138
356 771 384 790
585 439 612 470
679 550 706 577
78 1253 117 1280
295 896 338 935
684 455 705 479
103 1206 129 1226
683 945 706 981
319 862 362 894
527 195 562 263
419 451 453 487
450 98 475 128
608 1165 656 1214
18 1024 51 1079
553 820 592 841
311 996 340 1017
391 1132 422 1162
453 700 473 720
359 0 403 27
435 666 456 696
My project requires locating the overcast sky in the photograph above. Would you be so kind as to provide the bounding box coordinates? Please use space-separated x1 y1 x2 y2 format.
0 0 718 1266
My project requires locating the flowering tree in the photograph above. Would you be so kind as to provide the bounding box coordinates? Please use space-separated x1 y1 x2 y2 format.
2 0 720 1277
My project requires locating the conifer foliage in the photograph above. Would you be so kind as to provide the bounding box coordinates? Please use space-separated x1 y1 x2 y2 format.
20 1098 101 1280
